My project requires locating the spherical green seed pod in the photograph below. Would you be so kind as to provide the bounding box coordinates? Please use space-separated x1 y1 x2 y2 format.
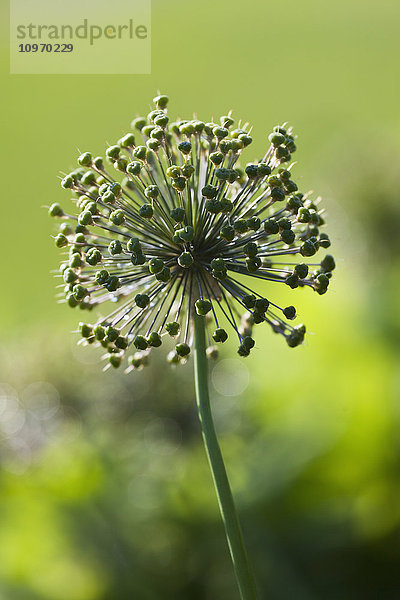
177 225 194 242
213 126 229 139
127 161 142 176
73 284 88 301
49 203 64 217
314 273 330 295
195 299 212 316
131 116 147 130
134 335 149 350
95 269 110 284
105 276 120 292
204 122 217 135
133 146 147 160
59 223 73 236
78 210 93 226
115 336 128 349
319 233 331 248
63 268 77 284
156 266 171 282
254 298 269 313
268 132 286 146
285 273 299 289
93 156 104 170
210 258 225 271
148 258 164 274
142 125 155 137
109 354 122 368
205 199 222 214
115 158 128 172
106 145 120 161
220 225 235 242
86 248 102 265
61 175 74 189
264 219 279 234
281 229 295 245
178 141 192 155
86 202 97 215
78 152 92 167
242 294 256 309
74 233 86 244
220 198 233 213
147 332 162 347
246 217 260 231
150 126 164 140
93 324 105 340
172 177 186 192
233 219 249 235
212 328 228 343
178 252 193 268
102 190 116 205
105 326 119 342
108 240 123 255
181 163 195 179
246 257 261 272
127 237 142 252
79 322 92 338
176 343 190 357
287 195 303 213
237 345 250 357
283 306 296 320
147 139 161 151
245 164 258 179
294 263 309 279
202 184 218 199
210 152 224 165
55 233 68 248
239 134 252 147
300 240 317 257
145 185 159 199
69 253 82 268
215 167 231 181
220 115 234 127
131 251 146 266
166 165 182 178
219 140 232 154
110 209 125 226
119 133 136 147
242 336 255 351
139 204 154 219
270 187 286 201
297 207 311 223
153 94 169 109
165 321 180 337
320 254 336 273
154 114 169 127
244 242 258 257
135 293 150 308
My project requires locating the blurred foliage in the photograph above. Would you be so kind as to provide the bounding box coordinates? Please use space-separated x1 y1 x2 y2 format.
1 0 400 597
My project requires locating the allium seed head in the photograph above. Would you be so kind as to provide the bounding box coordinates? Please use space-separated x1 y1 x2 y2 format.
50 95 335 371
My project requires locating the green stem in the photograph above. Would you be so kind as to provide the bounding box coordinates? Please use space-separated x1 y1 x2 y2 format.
193 313 258 600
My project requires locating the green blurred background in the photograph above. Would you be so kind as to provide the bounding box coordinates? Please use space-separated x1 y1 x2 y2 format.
1 0 400 598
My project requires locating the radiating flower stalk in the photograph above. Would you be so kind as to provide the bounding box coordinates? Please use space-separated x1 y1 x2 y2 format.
50 94 335 600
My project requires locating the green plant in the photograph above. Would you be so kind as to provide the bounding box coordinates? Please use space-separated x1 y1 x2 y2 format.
50 94 334 599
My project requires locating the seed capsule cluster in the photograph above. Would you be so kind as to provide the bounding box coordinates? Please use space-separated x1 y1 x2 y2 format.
50 94 335 371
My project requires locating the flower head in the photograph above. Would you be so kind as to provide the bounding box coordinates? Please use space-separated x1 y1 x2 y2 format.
50 94 335 371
